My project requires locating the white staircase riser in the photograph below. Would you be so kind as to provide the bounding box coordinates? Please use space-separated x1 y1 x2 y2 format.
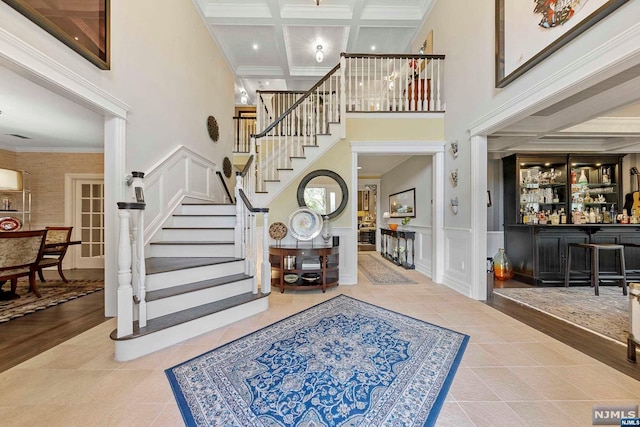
157 228 235 241
146 278 254 319
170 215 236 227
148 243 235 258
177 205 236 215
146 261 244 290
114 297 269 361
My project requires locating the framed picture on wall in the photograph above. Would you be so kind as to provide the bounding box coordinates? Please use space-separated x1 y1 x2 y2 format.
3 0 110 69
363 191 369 211
389 188 416 218
495 0 628 87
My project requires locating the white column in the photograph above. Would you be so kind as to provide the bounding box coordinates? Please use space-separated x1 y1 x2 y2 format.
470 135 488 300
104 116 127 317
432 151 445 283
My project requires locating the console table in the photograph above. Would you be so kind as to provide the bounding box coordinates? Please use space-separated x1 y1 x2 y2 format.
380 228 415 269
269 245 339 293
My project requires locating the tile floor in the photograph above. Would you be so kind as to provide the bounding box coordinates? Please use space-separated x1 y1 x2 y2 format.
0 262 638 426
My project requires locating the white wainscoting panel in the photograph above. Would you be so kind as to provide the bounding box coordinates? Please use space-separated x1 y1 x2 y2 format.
443 227 472 297
141 146 221 244
411 226 432 279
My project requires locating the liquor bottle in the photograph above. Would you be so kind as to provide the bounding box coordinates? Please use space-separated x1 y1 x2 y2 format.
602 167 610 184
560 209 567 224
610 205 616 224
589 208 596 224
571 169 577 184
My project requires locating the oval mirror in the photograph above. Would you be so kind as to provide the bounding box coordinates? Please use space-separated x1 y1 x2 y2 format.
296 169 348 220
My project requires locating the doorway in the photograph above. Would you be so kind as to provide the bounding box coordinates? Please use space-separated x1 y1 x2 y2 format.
65 174 105 269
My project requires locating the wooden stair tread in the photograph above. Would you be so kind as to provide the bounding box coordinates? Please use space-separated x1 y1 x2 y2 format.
111 291 268 341
146 273 252 301
149 241 234 245
146 257 239 274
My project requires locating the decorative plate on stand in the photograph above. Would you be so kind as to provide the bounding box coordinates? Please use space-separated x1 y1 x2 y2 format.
289 208 322 241
0 217 21 231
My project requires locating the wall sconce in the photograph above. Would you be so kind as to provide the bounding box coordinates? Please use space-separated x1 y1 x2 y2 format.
450 197 459 215
450 140 459 158
315 44 324 63
240 90 248 105
450 168 458 187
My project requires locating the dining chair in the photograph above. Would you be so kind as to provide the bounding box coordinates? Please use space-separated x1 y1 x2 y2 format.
37 226 73 283
0 229 48 298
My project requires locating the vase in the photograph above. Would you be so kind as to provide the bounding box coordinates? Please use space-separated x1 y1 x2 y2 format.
493 248 513 281
321 215 332 244
578 169 588 185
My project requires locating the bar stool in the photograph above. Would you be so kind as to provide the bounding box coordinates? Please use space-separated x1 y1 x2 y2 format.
621 242 640 281
565 243 627 296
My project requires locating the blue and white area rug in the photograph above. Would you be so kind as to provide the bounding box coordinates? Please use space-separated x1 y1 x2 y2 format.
166 294 469 426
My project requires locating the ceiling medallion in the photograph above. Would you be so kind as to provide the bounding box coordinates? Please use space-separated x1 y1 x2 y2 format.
223 157 232 178
207 116 219 142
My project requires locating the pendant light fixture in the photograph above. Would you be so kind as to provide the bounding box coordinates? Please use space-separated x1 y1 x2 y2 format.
315 44 324 63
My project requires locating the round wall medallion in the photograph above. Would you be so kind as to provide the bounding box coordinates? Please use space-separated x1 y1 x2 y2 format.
269 222 288 241
223 157 232 178
207 115 219 142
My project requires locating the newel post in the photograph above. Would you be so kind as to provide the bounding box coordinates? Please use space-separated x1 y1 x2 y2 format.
116 205 133 338
261 211 271 294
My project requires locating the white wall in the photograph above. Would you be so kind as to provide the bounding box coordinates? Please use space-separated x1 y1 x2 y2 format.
411 0 640 297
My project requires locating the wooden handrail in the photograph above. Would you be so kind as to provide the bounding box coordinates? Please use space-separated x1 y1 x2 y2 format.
241 155 254 178
252 62 341 139
256 90 306 95
238 188 268 213
341 53 446 60
215 171 234 203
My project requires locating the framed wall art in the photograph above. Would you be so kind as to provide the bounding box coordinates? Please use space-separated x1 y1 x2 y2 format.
389 188 416 218
2 0 110 69
495 0 628 88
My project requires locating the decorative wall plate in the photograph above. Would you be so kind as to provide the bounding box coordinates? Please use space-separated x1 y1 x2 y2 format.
269 222 288 241
0 216 21 231
207 115 219 142
223 157 232 178
288 208 322 241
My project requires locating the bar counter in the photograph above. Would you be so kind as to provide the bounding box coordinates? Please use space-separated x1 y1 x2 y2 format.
504 224 640 286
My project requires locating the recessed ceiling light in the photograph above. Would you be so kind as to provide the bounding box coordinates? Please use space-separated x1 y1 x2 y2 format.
544 163 550 166
371 45 376 51
265 81 269 85
253 44 258 50
357 166 362 170
74 36 79 41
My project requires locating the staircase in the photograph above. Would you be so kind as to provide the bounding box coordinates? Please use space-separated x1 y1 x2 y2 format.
112 196 269 361
113 53 447 360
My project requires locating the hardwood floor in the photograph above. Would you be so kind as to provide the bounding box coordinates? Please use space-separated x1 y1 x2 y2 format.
0 269 106 373
487 281 640 381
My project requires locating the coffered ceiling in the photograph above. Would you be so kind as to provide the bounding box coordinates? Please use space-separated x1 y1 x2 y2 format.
193 0 435 104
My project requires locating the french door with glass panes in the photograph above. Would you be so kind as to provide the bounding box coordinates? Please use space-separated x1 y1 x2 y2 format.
74 179 104 268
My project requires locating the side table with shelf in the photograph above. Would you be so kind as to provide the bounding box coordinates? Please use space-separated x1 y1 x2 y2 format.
269 245 339 293
0 170 31 231
380 228 415 269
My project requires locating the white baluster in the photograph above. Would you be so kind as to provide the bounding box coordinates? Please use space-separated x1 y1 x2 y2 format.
234 174 243 259
136 209 147 328
340 56 346 138
116 208 133 338
436 58 441 111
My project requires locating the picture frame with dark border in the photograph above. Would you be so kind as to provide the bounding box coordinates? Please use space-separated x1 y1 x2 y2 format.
2 0 110 70
495 0 628 88
389 188 416 218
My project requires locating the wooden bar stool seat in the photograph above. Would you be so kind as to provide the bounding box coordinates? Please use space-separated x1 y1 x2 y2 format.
564 243 627 296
